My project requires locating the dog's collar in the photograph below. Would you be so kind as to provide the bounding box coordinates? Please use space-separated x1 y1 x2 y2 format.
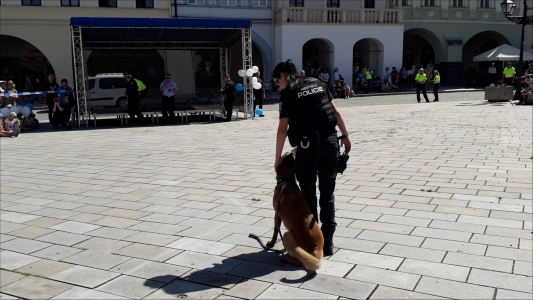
277 178 297 186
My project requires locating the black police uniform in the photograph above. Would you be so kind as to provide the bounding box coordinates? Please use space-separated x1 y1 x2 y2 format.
279 77 339 239
46 81 59 125
222 79 236 122
125 79 144 124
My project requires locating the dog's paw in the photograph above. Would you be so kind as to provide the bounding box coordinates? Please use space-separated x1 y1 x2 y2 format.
266 241 276 248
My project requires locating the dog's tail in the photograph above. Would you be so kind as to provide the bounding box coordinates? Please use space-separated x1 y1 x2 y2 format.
293 246 323 271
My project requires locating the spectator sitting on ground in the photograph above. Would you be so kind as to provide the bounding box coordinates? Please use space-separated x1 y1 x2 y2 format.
0 113 19 137
52 95 64 130
22 113 39 131
3 112 20 136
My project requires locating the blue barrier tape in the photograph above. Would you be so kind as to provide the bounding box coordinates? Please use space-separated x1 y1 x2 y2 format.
1 90 75 97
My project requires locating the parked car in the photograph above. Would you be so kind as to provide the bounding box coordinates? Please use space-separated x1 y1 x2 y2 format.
87 73 128 108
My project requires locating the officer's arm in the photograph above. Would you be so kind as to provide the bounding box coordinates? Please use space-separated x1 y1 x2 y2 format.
330 101 351 153
275 117 289 171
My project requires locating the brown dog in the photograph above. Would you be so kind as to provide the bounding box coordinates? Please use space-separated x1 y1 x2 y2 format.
266 151 324 271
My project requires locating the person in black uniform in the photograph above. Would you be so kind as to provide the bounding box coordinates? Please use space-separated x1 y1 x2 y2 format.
45 73 59 127
124 74 144 125
273 59 351 256
221 74 235 122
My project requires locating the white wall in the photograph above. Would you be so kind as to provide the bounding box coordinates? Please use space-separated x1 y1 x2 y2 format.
164 50 196 98
276 24 404 87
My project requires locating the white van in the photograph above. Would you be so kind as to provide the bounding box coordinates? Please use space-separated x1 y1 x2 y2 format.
87 73 128 108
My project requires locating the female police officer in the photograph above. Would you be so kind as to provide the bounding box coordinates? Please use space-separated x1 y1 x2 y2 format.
273 59 351 256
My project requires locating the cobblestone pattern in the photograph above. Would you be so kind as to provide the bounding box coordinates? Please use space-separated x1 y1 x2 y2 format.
1 98 531 299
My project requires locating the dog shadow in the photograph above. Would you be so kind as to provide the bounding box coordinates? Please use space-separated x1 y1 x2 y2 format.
143 250 314 298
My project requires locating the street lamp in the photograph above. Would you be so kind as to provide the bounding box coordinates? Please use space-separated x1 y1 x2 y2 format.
500 0 533 101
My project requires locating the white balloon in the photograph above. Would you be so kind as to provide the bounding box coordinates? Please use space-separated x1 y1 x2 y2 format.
252 66 259 73
16 106 23 114
22 106 31 118
253 82 262 90
9 106 18 114
252 77 258 84
246 69 254 77
1 107 9 117
238 69 245 77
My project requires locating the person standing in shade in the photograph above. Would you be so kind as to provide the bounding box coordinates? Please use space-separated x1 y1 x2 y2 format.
124 74 144 125
432 70 441 102
466 63 476 87
253 71 265 117
488 63 497 84
159 74 178 125
415 68 430 103
222 74 235 122
503 62 516 85
45 74 59 127
58 79 73 129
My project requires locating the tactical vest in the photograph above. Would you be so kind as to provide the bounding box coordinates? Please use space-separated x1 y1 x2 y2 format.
288 77 337 146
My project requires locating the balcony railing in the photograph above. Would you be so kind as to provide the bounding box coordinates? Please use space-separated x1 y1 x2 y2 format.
275 7 403 25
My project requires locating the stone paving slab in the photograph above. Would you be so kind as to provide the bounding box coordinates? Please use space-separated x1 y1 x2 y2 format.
1 276 72 299
0 98 531 299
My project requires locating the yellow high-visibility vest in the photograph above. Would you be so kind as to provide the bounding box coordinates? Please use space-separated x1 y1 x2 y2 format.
503 67 516 78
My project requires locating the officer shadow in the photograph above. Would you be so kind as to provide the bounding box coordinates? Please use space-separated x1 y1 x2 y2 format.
143 250 314 298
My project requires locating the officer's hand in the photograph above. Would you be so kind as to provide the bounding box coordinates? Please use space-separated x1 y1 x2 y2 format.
340 136 351 154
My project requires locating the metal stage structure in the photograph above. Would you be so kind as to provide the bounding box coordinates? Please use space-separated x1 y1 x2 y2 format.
70 17 253 127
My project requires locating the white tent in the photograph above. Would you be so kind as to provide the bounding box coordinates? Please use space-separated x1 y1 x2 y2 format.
473 44 533 62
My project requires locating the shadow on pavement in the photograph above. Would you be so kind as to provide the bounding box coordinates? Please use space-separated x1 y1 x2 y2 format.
143 251 313 298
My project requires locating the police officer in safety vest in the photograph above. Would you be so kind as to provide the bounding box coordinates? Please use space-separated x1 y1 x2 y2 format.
503 62 516 86
432 70 441 102
273 59 351 256
124 74 144 125
415 68 430 103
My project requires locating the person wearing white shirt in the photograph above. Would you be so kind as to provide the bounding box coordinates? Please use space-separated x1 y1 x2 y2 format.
488 63 497 84
382 67 391 82
159 73 178 125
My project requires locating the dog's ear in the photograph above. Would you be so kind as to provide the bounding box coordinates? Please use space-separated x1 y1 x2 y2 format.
282 153 295 169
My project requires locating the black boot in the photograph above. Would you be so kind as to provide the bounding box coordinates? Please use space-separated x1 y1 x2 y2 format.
323 234 334 256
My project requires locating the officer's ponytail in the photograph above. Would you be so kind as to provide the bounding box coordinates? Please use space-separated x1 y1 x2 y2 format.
272 59 303 90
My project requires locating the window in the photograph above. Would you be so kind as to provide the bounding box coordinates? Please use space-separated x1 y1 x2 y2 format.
452 0 465 7
479 0 489 8
327 0 339 7
221 0 236 5
136 0 154 8
364 0 375 8
99 78 127 90
252 0 267 5
88 79 96 90
22 0 41 5
188 0 204 4
61 0 79 6
424 0 436 6
391 0 409 6
99 0 117 7
289 0 303 7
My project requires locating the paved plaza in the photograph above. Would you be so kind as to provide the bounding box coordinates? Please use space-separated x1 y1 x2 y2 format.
0 96 532 299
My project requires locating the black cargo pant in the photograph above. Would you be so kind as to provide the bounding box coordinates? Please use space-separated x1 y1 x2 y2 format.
294 132 339 237
416 83 429 102
127 97 144 125
161 95 175 124
224 99 234 122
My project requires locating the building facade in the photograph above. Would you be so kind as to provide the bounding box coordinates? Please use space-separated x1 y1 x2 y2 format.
0 0 526 96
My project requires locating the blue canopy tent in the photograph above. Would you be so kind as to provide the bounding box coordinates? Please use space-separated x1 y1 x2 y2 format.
70 17 253 126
